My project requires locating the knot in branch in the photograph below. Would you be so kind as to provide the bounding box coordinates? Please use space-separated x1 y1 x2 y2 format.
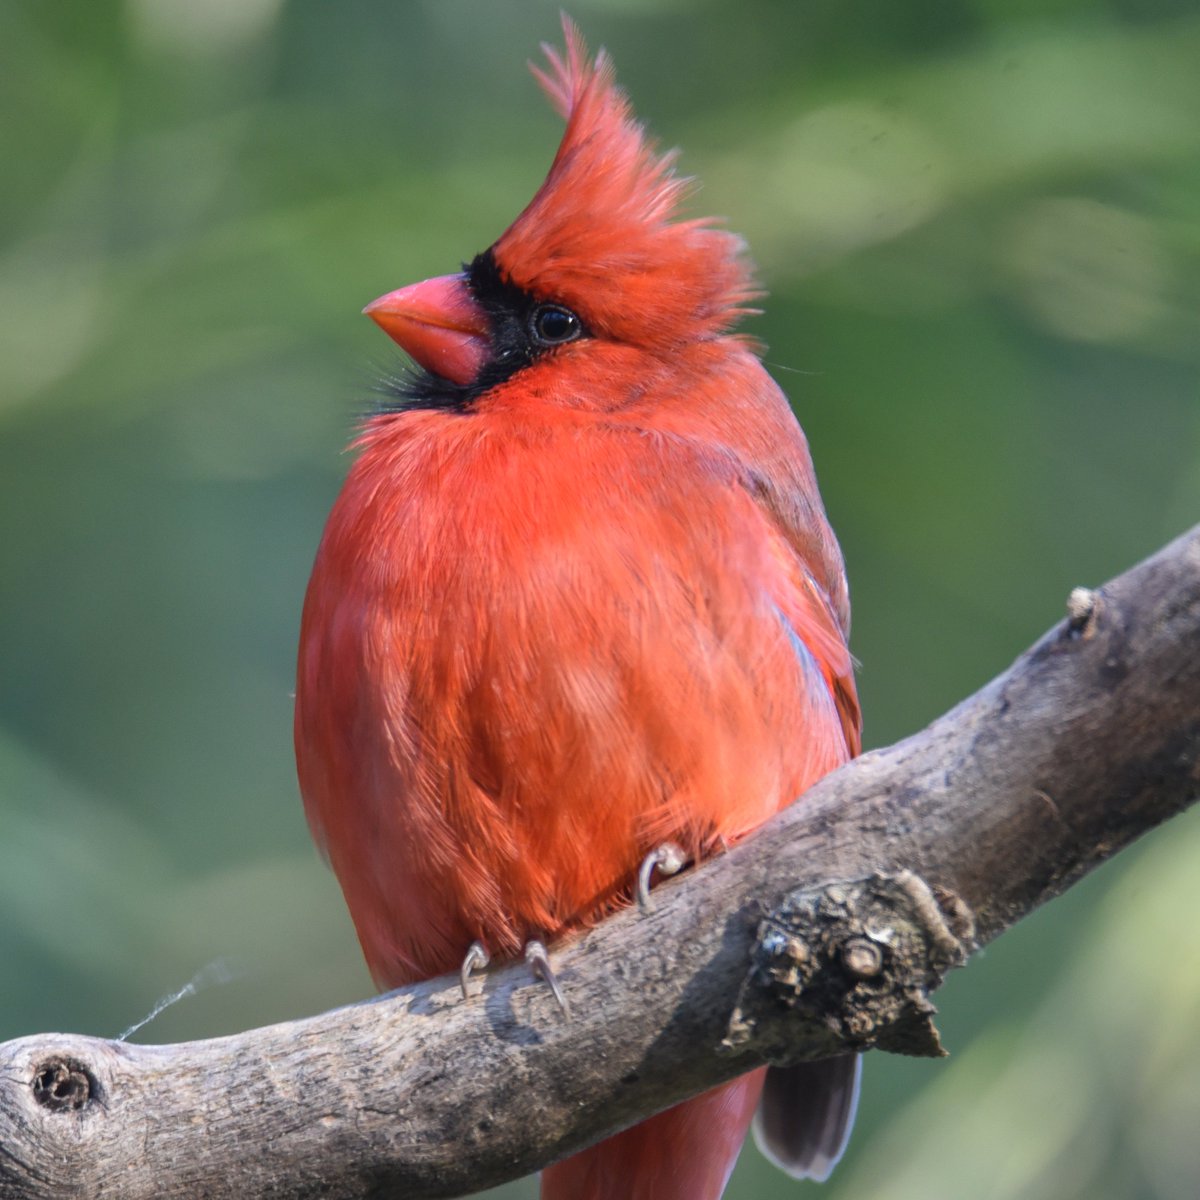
722 870 975 1063
31 1057 97 1114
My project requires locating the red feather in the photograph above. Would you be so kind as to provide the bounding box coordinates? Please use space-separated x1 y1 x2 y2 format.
295 18 860 1199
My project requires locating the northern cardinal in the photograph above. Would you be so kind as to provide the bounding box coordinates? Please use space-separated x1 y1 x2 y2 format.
295 21 861 1200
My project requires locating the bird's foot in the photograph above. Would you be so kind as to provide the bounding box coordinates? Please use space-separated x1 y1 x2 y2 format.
460 940 490 1000
636 841 687 913
524 939 570 1018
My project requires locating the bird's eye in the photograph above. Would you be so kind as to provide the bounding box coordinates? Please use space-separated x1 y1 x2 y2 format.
530 304 582 346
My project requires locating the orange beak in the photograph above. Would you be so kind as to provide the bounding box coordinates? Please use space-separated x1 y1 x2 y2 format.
364 273 490 387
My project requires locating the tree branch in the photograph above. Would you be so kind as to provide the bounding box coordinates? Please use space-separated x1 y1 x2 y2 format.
2 525 1198 1199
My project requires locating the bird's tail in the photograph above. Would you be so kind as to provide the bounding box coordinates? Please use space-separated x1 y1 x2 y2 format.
541 1071 765 1200
753 1055 862 1182
541 1055 861 1199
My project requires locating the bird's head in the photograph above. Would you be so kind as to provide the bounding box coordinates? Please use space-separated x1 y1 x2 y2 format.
366 19 759 411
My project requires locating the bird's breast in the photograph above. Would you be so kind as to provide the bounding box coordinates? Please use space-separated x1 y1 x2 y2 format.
295 410 847 986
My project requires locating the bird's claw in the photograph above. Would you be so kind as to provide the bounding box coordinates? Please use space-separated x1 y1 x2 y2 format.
524 939 570 1018
637 841 687 913
460 940 490 1000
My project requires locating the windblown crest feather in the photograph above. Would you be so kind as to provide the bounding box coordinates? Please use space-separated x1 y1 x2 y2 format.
491 19 759 347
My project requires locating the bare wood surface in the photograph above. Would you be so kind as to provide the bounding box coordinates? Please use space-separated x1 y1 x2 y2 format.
1 524 1198 1199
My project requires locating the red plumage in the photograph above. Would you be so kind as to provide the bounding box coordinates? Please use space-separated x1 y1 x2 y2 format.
295 20 860 1199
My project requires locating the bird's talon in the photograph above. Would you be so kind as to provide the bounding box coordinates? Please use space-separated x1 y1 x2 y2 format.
637 841 687 913
524 939 570 1017
460 941 490 1000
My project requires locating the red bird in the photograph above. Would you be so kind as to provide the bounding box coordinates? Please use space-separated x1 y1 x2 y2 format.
295 22 861 1200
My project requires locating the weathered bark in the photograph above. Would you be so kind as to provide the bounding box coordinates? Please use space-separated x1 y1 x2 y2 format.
1 524 1197 1199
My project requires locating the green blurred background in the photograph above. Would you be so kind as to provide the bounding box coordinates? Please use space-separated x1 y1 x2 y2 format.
2 1 1198 1196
